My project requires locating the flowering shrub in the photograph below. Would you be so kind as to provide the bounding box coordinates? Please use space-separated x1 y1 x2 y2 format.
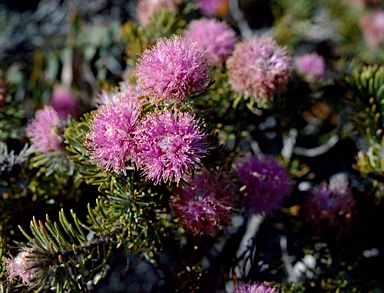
1 0 384 292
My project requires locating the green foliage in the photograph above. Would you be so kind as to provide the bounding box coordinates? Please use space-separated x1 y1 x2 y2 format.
9 211 113 292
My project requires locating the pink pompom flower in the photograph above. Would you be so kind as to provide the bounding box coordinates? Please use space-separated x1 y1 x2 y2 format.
135 36 211 104
134 109 209 185
183 18 237 68
171 171 237 237
235 155 290 215
26 105 63 153
226 37 292 106
86 94 142 173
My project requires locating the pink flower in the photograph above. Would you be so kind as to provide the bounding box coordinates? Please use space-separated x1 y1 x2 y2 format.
26 105 63 153
134 109 209 185
5 249 45 286
295 53 327 83
183 18 237 68
135 36 211 104
235 155 290 215
196 0 227 16
226 37 291 105
233 282 277 293
171 171 236 237
302 182 356 232
136 0 177 27
49 85 79 119
86 94 142 173
360 9 384 49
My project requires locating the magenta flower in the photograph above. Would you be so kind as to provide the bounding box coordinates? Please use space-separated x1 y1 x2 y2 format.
136 0 177 27
183 18 237 68
49 85 79 119
134 109 209 185
86 95 142 173
171 171 237 237
26 105 63 153
302 182 356 232
235 155 290 215
135 36 211 104
295 53 327 83
360 9 384 49
233 282 277 293
226 37 292 105
196 0 227 16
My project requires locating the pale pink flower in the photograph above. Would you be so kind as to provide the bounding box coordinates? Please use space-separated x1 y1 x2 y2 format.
136 0 177 27
183 18 237 68
295 53 327 83
5 248 47 286
26 105 63 153
226 37 291 105
360 9 384 49
135 36 211 104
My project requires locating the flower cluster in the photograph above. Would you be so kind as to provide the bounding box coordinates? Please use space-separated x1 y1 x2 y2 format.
226 37 292 106
134 109 209 185
235 155 290 215
302 181 356 233
171 170 237 236
183 18 237 68
26 105 63 153
233 282 277 293
135 36 212 104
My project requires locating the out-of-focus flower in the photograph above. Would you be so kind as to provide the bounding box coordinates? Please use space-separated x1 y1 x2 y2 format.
0 73 10 108
134 109 209 185
136 0 177 27
196 0 228 17
302 182 356 232
26 106 63 153
360 9 384 49
343 0 379 8
233 282 277 293
86 95 142 173
5 248 49 287
135 36 211 104
295 53 327 83
226 37 291 106
171 171 237 237
235 155 290 215
93 90 116 107
183 18 237 68
49 85 79 119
